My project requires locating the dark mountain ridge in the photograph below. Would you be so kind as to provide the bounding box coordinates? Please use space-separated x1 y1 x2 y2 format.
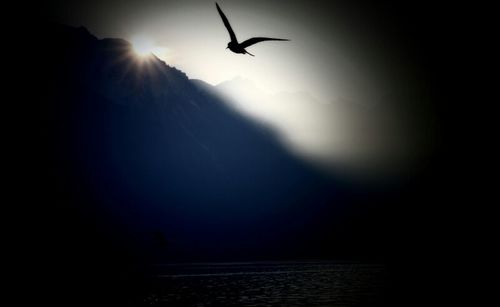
38 24 361 262
4 14 461 307
24 23 417 306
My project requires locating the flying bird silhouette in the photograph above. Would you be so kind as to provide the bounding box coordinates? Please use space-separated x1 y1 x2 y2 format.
216 2 289 56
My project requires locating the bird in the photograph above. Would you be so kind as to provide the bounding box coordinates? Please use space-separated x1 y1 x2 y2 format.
216 2 289 56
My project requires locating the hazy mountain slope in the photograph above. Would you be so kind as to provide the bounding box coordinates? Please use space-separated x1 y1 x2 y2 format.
37 24 354 264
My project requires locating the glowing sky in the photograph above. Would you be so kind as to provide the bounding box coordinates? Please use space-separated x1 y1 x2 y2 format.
45 0 432 176
46 0 400 100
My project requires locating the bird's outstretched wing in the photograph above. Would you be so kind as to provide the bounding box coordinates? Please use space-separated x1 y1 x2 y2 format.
216 3 237 43
239 37 290 49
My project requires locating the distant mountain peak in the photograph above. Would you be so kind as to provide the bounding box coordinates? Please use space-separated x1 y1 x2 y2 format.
217 76 257 88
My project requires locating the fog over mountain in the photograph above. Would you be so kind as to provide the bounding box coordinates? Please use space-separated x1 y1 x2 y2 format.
215 77 427 176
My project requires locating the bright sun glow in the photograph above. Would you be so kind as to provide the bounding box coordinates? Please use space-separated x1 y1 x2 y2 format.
130 35 171 62
131 36 156 57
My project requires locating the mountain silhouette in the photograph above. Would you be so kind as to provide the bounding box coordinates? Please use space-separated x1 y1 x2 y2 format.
33 24 396 306
37 24 358 261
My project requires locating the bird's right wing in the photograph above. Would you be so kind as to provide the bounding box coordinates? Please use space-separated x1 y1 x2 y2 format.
216 3 237 43
239 37 290 49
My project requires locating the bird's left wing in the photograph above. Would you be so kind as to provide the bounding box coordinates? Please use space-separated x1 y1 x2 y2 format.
216 3 237 43
239 37 290 49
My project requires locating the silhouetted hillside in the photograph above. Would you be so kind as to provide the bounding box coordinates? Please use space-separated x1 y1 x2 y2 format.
30 24 408 306
37 24 358 262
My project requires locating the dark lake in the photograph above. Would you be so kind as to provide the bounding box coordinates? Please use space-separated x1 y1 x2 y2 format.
136 262 387 306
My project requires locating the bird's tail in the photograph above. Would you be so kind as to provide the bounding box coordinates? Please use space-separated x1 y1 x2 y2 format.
245 50 254 56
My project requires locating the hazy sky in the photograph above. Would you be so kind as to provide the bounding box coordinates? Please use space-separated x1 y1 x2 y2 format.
45 0 430 176
45 0 408 101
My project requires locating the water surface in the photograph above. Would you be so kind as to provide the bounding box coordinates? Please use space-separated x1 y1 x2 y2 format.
138 262 386 306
